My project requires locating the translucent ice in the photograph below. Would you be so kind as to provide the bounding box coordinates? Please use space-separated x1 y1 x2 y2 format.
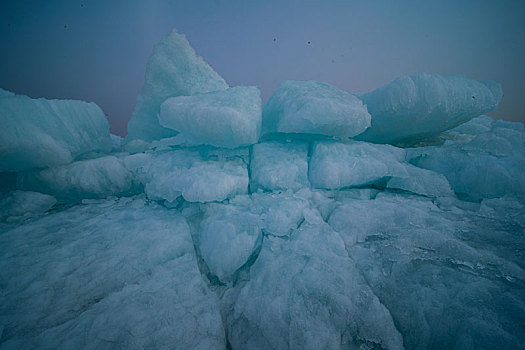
355 73 503 144
387 165 454 198
0 90 111 171
250 142 309 191
18 156 135 201
198 202 262 281
309 141 407 189
159 86 261 148
126 29 229 142
262 80 371 138
0 197 225 349
127 150 248 203
407 119 525 200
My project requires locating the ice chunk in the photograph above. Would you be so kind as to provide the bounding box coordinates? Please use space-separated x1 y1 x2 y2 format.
250 141 309 191
355 73 503 144
159 86 261 148
224 219 404 350
198 203 262 281
0 197 225 349
309 141 407 189
0 90 110 171
0 190 56 222
262 80 371 138
126 29 229 142
407 121 525 200
229 191 309 236
131 150 248 203
110 133 123 152
18 156 135 201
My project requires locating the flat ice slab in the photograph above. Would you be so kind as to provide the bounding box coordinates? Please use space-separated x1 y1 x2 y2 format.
159 86 261 148
262 80 371 138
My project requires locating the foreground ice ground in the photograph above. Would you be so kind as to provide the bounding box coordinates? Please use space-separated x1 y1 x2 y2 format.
1 29 524 349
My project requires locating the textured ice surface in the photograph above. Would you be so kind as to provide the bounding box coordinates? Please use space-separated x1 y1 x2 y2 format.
18 156 134 201
355 73 502 144
223 218 404 350
328 194 525 349
386 165 454 198
0 197 225 349
309 141 407 189
262 80 371 138
250 142 309 191
126 150 248 203
126 29 228 142
407 117 525 200
0 90 110 171
159 86 262 148
0 191 56 222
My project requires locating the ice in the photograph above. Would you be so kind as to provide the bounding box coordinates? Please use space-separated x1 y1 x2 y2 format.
386 165 454 198
0 197 225 349
250 142 309 191
262 80 371 138
127 150 248 203
0 191 56 222
328 194 525 349
223 219 404 350
18 156 135 201
159 86 262 148
126 29 229 142
309 141 408 189
198 203 262 281
407 119 525 200
355 73 503 144
0 90 110 171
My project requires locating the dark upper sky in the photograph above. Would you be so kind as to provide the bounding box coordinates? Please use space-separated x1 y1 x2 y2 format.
1 0 524 136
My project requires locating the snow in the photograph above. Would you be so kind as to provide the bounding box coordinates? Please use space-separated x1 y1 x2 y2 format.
0 90 111 172
126 29 228 143
262 80 371 138
159 86 262 148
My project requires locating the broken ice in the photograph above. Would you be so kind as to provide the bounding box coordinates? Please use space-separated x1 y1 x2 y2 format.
1 29 524 350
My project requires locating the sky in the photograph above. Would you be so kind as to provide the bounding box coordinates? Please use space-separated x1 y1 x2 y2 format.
1 0 524 136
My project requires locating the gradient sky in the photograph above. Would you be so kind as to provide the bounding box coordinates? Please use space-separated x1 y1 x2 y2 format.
1 0 524 136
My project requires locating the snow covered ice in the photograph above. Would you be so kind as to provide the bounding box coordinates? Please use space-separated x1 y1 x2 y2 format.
1 30 525 350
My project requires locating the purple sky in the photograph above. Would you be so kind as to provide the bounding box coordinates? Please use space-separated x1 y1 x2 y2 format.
1 0 524 136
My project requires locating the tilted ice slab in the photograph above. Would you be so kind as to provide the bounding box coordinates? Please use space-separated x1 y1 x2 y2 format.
0 190 56 222
126 29 229 142
125 150 248 203
159 86 262 148
262 80 371 138
18 156 135 201
328 194 525 349
0 197 225 349
223 217 404 350
386 165 454 198
0 89 111 171
407 117 525 200
250 141 309 191
355 73 502 144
